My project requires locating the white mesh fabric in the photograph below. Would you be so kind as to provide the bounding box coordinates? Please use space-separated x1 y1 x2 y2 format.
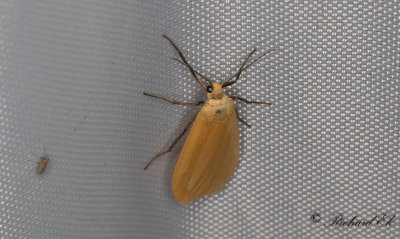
0 1 398 238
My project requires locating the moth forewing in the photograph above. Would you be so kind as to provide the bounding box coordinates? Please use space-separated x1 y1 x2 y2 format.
172 93 240 205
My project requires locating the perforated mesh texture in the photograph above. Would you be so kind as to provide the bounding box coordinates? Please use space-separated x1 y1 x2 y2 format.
0 1 398 238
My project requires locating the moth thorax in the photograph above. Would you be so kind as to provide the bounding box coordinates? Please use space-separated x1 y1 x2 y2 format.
207 83 224 99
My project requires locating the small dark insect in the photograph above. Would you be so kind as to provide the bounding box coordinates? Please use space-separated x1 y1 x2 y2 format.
33 146 49 175
36 156 49 175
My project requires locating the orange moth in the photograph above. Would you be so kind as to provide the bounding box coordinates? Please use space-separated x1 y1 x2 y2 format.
144 35 277 205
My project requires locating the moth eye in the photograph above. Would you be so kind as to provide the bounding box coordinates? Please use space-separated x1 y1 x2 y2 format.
207 85 213 93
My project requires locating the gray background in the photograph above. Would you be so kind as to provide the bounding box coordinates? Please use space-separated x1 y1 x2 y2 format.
0 0 398 238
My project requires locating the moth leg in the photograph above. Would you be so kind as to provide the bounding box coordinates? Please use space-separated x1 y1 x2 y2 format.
235 108 251 128
144 114 197 170
144 92 204 106
231 96 271 105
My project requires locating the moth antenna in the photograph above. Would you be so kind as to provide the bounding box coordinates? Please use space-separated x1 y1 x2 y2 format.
222 48 279 88
171 57 213 86
163 35 209 92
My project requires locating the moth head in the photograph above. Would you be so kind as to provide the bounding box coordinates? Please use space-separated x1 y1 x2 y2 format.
207 83 224 99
